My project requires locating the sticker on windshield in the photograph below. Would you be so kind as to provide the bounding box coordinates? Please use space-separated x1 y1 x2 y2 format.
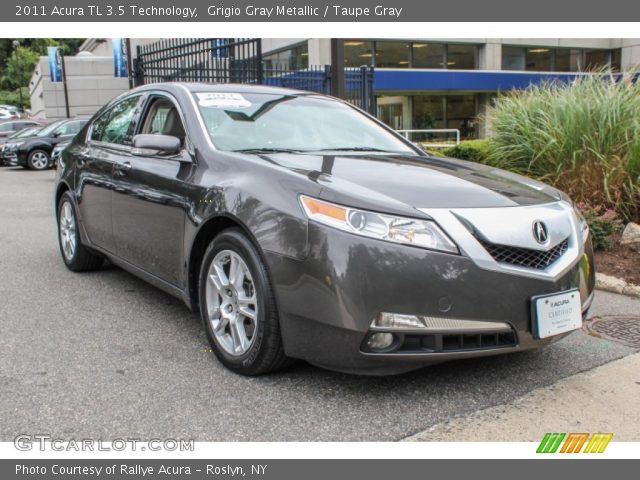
196 92 251 109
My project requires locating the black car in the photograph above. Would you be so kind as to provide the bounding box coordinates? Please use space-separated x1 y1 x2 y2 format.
0 126 43 166
54 83 595 376
17 117 88 170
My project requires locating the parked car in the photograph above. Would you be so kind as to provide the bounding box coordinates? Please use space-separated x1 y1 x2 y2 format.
0 126 43 166
0 119 44 139
16 117 88 170
0 108 21 120
54 84 595 375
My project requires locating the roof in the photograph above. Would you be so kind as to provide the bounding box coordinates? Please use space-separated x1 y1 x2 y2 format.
132 82 310 96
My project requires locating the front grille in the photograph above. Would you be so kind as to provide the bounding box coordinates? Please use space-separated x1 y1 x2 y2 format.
477 237 569 270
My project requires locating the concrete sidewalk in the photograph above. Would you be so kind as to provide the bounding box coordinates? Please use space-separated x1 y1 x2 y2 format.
405 351 640 441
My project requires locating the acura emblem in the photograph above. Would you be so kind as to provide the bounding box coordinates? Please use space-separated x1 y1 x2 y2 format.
532 220 549 244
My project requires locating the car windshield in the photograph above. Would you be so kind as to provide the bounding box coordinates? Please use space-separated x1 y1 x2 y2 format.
37 120 66 137
193 92 415 154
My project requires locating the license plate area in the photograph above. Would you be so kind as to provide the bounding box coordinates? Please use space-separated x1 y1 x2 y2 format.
532 289 582 339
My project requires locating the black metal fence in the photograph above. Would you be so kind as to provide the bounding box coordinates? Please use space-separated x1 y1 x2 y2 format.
134 38 376 114
134 38 263 85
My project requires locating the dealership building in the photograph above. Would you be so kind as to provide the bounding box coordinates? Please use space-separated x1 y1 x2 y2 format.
261 38 640 139
31 38 640 138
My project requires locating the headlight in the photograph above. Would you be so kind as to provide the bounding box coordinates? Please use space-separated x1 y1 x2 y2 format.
300 195 459 254
572 205 589 244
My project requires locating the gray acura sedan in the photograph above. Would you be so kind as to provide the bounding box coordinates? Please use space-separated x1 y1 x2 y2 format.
54 83 595 375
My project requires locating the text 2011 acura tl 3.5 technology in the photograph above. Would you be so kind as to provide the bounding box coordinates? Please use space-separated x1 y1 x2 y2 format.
54 83 595 375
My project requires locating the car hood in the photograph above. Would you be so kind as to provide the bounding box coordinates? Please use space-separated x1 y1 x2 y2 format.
252 152 559 211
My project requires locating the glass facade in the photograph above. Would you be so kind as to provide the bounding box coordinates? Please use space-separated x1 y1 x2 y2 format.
263 43 309 70
344 40 478 69
412 95 478 139
344 40 375 67
412 43 444 69
502 46 621 72
375 41 410 68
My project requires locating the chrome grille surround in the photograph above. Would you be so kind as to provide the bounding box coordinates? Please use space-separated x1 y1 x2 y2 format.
418 201 583 281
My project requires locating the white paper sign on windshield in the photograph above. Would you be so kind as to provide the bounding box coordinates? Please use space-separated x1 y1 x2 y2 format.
196 92 251 108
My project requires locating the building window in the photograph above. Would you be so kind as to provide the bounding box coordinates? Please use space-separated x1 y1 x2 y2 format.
412 95 478 139
411 43 444 69
554 48 582 72
375 41 411 68
584 49 612 71
263 43 309 70
413 96 445 130
447 44 477 70
502 46 621 72
525 47 552 71
611 49 622 72
446 95 477 138
501 47 526 70
344 40 374 67
344 40 478 70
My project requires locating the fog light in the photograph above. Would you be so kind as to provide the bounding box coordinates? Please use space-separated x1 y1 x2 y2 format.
367 332 395 351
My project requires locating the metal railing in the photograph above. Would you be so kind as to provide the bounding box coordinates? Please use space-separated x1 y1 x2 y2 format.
397 129 461 148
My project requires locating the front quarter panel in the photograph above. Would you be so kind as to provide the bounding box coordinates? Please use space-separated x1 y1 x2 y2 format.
186 149 321 262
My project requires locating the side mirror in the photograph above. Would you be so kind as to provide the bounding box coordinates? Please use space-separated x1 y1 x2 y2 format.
132 134 181 157
52 131 61 138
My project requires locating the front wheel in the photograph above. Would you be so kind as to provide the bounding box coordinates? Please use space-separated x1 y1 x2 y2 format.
27 149 50 170
57 192 104 272
199 228 292 375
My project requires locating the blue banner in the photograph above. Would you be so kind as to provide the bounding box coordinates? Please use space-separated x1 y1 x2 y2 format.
113 38 128 78
47 46 63 82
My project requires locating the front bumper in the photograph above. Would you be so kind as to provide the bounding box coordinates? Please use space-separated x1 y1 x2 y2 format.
266 222 595 375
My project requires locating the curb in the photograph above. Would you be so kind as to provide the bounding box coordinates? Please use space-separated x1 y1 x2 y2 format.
596 273 640 298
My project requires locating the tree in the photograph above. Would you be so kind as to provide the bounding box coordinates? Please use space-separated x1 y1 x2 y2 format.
2 46 40 91
0 38 86 110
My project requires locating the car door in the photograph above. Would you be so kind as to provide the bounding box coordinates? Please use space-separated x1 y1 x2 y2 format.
77 96 142 253
110 93 194 287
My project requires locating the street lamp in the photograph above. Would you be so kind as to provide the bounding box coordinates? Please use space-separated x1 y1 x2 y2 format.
12 40 23 112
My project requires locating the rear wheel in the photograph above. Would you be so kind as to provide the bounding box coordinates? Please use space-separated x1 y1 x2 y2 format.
57 192 104 272
199 228 292 375
27 149 50 170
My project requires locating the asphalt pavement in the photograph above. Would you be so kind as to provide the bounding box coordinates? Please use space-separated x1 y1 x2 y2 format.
0 167 637 441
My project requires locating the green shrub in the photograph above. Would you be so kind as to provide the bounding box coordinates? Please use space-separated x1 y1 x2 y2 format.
577 204 624 250
486 70 640 222
439 139 493 165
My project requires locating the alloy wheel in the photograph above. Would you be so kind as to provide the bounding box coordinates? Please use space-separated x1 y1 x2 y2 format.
59 201 77 262
31 152 49 170
205 250 258 356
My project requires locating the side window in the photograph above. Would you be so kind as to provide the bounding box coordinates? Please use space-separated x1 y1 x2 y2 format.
90 109 112 142
0 123 14 132
56 121 84 136
140 97 187 146
93 96 141 146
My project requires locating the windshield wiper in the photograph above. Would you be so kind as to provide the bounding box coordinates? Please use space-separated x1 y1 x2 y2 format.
313 147 390 152
231 148 306 154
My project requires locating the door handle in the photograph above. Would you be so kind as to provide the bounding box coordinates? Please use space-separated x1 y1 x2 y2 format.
115 161 132 175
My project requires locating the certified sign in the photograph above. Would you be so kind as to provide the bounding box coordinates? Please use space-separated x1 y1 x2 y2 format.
532 289 582 339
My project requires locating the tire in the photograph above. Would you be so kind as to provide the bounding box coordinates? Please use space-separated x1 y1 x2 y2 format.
57 192 104 272
199 228 293 375
27 149 50 170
